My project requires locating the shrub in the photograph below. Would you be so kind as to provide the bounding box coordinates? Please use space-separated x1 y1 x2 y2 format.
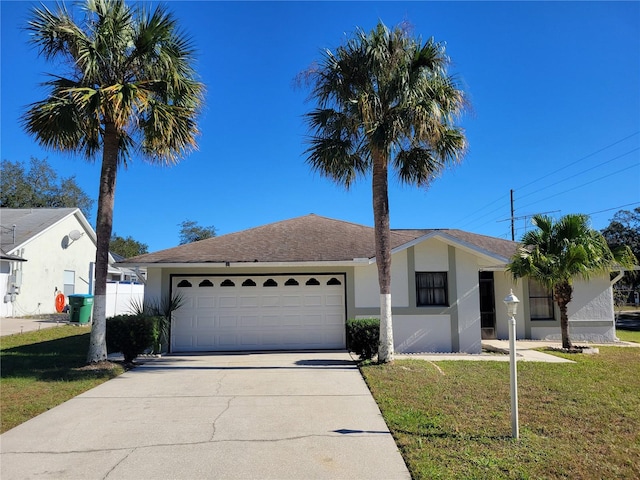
346 318 380 360
106 314 160 363
128 293 184 354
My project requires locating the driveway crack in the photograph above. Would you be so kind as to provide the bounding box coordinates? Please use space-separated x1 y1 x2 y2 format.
210 395 234 441
101 447 136 479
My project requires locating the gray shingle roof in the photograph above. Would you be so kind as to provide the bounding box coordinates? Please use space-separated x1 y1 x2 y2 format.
123 214 518 265
0 208 79 252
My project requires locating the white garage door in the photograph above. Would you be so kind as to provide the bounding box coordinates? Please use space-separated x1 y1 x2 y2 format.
171 274 346 352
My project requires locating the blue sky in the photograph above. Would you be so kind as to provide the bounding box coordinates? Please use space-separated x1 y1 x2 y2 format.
2 1 639 253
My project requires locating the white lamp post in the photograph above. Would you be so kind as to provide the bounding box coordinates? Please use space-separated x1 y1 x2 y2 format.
503 289 520 440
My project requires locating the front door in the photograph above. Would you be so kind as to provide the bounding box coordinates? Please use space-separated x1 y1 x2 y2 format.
479 271 496 339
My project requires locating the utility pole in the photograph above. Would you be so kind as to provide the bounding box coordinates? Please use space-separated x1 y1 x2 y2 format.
510 189 515 241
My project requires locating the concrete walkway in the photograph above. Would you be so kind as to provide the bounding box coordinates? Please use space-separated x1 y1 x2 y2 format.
1 314 71 337
397 338 639 363
397 342 575 363
0 351 410 480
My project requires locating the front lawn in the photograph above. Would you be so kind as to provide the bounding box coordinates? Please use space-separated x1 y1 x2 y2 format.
1 326 124 433
616 329 640 343
362 347 640 479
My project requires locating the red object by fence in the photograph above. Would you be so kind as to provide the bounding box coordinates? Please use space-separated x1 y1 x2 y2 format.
55 293 65 313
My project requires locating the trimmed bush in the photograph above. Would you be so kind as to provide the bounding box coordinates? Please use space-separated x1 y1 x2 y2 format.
106 314 160 363
346 318 380 360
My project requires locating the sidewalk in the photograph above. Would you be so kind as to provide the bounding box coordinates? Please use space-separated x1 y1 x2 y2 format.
0 314 71 337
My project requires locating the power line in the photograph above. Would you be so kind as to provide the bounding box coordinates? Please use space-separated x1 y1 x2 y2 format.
449 131 639 230
457 202 509 229
497 209 561 223
508 202 640 240
517 147 639 202
586 202 640 216
516 131 639 192
452 194 507 225
517 163 639 212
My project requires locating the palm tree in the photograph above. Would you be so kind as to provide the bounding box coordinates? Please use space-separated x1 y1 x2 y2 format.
302 22 467 362
23 0 203 363
507 214 637 350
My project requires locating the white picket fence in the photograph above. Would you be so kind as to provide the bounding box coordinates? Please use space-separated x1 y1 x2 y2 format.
106 282 144 318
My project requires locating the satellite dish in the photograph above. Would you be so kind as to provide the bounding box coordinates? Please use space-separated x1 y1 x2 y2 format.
69 230 83 241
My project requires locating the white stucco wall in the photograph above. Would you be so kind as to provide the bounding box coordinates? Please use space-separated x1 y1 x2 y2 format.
454 249 482 353
354 264 378 308
529 275 617 342
569 277 613 320
391 250 409 307
354 249 409 308
371 314 452 353
6 214 96 316
145 267 163 301
414 238 449 271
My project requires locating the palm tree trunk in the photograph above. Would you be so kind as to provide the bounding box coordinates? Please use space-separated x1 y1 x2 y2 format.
87 122 119 363
372 151 394 363
554 281 573 350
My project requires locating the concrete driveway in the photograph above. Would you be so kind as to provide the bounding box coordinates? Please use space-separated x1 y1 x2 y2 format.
0 351 410 480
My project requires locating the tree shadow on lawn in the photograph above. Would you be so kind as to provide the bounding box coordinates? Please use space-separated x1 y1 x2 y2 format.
1 333 122 382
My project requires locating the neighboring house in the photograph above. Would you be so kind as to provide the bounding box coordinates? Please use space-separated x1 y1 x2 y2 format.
0 248 27 318
108 252 146 284
119 214 626 354
1 208 97 317
106 252 146 318
0 208 145 318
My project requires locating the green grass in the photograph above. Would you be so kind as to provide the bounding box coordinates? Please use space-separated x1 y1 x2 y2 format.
1 326 124 433
617 329 640 343
362 347 640 480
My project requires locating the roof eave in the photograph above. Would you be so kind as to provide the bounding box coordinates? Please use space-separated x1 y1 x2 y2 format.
117 259 368 268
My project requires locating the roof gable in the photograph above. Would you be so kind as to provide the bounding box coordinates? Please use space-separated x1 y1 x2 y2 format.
0 208 96 254
393 229 518 262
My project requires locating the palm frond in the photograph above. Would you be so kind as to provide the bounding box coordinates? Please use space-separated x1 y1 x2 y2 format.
23 0 204 166
507 213 637 288
301 21 467 190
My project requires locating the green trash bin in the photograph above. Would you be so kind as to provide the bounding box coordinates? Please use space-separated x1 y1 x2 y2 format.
68 294 94 324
